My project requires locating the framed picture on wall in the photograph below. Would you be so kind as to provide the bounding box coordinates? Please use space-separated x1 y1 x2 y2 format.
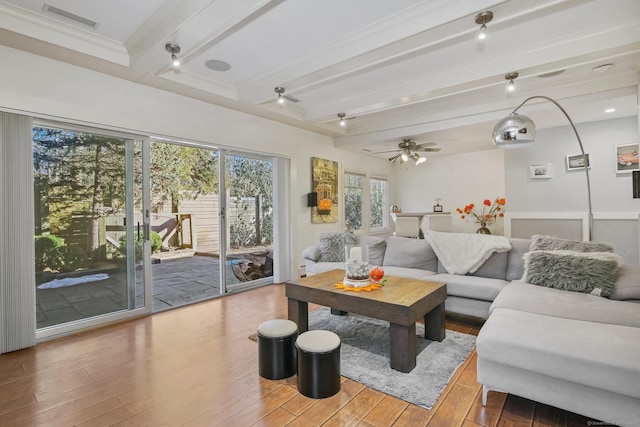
566 153 590 171
616 143 640 174
529 163 552 179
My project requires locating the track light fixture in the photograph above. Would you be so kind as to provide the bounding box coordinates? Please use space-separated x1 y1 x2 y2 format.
274 87 286 104
475 11 493 40
505 72 519 92
165 43 181 67
338 113 347 127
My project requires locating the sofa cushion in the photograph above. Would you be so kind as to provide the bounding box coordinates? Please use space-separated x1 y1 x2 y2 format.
477 308 640 400
506 238 530 281
318 232 356 262
438 251 508 280
310 262 345 275
382 237 438 272
490 281 640 328
530 234 614 252
523 250 621 297
429 273 508 302
379 266 435 281
470 251 508 280
610 263 640 301
357 235 386 266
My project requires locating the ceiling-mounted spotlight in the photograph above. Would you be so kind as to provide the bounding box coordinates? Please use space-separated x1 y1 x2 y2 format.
505 72 519 92
165 43 181 67
475 11 493 40
337 112 347 127
275 87 285 104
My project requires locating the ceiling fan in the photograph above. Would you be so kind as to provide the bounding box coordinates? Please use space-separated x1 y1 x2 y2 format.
375 139 441 165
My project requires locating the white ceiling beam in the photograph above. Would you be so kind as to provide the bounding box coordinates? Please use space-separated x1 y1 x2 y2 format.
237 0 509 104
0 2 128 65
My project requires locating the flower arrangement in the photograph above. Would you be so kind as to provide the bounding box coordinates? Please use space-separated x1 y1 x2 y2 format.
456 198 506 229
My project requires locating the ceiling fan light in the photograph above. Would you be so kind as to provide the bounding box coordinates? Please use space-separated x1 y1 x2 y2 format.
415 156 426 165
401 151 409 162
507 79 515 92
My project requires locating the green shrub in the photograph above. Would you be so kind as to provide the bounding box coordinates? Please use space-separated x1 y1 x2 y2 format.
34 235 64 271
119 230 163 262
57 246 87 272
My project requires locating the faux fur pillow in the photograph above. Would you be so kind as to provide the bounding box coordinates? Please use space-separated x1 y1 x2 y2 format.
523 250 621 297
530 235 614 253
318 232 356 262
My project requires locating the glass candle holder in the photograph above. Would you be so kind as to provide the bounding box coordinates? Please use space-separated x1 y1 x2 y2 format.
344 244 370 286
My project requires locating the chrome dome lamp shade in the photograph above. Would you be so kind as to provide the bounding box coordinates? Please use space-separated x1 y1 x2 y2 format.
492 113 536 147
492 95 593 240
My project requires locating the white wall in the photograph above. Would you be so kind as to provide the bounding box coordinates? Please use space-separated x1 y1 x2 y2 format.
0 45 393 280
505 116 640 213
391 150 506 235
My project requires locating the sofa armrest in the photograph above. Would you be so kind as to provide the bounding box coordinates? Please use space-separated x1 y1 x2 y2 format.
302 245 321 262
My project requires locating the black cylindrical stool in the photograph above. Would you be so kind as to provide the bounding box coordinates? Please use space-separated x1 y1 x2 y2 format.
258 319 298 380
296 330 341 398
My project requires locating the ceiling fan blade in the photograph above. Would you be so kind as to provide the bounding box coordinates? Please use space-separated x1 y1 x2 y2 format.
416 147 441 152
415 142 437 149
374 149 402 154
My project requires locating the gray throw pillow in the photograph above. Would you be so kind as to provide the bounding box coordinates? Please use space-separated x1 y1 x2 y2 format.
523 250 621 297
383 237 438 272
357 235 386 266
318 232 356 262
609 263 640 301
530 234 614 253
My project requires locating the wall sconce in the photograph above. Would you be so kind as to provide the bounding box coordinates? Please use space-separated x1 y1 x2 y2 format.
307 192 318 207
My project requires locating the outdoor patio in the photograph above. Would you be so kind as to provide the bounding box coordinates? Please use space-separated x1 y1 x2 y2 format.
36 255 242 329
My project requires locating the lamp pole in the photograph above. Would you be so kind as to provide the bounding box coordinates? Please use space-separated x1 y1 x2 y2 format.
501 96 593 241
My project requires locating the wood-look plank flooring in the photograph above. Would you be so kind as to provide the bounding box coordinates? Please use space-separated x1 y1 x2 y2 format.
0 283 601 426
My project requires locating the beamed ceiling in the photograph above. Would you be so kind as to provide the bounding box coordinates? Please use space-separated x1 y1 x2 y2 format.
0 0 639 159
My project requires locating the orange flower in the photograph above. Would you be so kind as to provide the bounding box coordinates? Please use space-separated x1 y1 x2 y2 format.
456 197 506 226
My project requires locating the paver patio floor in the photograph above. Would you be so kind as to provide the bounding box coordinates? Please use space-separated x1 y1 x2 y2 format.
36 255 242 329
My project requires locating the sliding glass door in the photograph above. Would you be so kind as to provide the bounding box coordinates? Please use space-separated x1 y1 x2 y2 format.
33 124 149 332
222 151 274 292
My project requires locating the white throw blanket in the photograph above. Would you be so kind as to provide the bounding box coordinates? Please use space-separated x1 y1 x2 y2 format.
425 230 511 275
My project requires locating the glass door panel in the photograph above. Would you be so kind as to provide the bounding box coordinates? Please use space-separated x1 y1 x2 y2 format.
149 141 221 310
33 125 146 330
223 152 274 292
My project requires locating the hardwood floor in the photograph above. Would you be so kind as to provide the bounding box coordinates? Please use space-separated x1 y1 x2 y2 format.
0 284 600 426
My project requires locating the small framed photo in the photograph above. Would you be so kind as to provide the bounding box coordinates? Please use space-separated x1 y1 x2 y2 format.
566 153 590 171
530 163 552 179
616 143 639 174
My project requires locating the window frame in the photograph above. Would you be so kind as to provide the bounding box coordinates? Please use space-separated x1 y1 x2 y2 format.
343 170 389 234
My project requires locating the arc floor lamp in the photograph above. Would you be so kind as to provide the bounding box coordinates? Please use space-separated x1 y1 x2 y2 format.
492 95 593 241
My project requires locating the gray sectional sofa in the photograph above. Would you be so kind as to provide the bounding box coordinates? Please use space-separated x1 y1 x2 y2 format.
302 232 640 425
303 233 532 319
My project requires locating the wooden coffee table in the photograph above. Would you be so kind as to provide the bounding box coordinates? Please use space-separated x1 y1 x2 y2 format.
286 269 447 373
